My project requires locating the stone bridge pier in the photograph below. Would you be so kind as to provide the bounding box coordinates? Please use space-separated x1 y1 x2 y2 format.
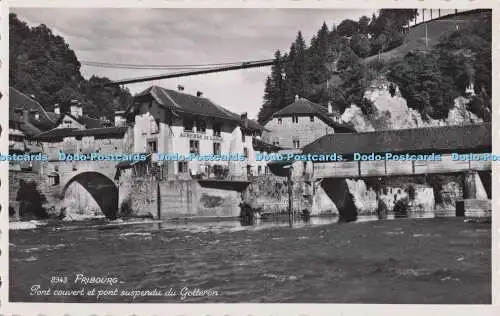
313 170 491 222
41 160 120 219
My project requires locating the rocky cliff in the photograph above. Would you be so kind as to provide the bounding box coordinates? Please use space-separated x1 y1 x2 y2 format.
341 77 483 132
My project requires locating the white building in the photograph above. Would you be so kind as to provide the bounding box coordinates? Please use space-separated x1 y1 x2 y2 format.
124 85 273 179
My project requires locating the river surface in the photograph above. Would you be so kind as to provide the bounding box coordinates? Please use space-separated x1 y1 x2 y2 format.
10 211 490 304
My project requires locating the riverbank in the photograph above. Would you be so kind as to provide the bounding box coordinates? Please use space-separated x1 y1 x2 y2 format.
10 217 490 303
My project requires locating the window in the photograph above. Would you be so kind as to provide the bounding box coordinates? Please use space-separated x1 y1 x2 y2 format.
292 116 299 123
189 140 200 155
213 123 221 137
278 118 282 125
272 139 280 146
265 166 269 174
310 116 314 122
197 120 206 133
247 165 252 176
213 142 221 155
178 161 188 173
293 139 300 149
243 147 248 158
147 139 157 153
49 173 60 186
258 165 262 175
184 119 194 132
242 133 246 142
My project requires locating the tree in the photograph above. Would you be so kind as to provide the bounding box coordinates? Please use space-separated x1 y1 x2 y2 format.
350 33 371 58
358 16 371 34
258 50 285 124
9 13 133 120
307 22 331 85
337 19 359 37
283 32 309 104
388 51 458 119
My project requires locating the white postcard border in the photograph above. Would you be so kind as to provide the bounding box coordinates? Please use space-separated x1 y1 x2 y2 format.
0 0 498 315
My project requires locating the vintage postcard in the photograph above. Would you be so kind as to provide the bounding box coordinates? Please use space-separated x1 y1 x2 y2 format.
0 0 498 315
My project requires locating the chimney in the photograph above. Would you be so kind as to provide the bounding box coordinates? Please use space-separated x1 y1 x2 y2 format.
177 85 184 91
54 103 60 115
114 110 126 127
197 91 203 97
30 110 40 120
295 94 300 102
22 109 29 123
70 99 83 118
241 112 248 128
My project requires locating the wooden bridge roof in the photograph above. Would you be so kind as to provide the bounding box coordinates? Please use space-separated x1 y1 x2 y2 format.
302 123 491 155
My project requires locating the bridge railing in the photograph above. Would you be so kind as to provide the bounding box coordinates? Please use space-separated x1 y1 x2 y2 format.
313 153 491 179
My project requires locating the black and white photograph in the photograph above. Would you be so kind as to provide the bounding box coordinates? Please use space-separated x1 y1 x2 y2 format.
4 3 494 308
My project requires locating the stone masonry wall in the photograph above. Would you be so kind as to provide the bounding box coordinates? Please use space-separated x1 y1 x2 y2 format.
119 176 242 219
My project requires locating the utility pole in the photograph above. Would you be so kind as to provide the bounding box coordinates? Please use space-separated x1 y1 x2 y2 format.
425 22 428 49
156 161 162 220
287 165 294 227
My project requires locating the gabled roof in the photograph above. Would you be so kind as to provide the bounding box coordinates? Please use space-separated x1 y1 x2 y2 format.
78 115 111 128
9 87 58 131
302 123 492 155
55 112 110 129
20 122 42 137
274 98 330 117
253 138 283 152
133 85 265 133
273 97 355 132
242 119 267 134
35 126 128 141
46 112 62 122
134 85 241 122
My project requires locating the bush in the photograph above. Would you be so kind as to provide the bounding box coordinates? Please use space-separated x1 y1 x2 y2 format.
408 185 416 201
16 179 48 219
377 198 389 220
359 98 377 116
393 198 410 218
120 198 133 217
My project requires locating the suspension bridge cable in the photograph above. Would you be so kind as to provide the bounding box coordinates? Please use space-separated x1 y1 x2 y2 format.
80 59 272 70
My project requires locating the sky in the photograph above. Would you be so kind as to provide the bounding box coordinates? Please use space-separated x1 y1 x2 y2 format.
13 8 376 119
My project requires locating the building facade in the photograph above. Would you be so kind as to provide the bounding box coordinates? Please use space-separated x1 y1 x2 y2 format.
262 96 355 149
125 85 272 179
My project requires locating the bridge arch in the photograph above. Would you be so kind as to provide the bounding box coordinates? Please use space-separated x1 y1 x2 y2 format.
62 171 119 219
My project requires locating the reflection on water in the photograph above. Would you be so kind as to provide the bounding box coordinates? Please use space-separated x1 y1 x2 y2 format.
26 210 439 234
147 211 437 233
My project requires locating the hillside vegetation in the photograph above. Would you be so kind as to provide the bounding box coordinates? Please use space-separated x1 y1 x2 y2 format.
9 13 133 119
258 9 492 125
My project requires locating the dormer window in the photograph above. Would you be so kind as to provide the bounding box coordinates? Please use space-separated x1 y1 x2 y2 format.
183 119 194 132
213 123 221 137
197 120 206 133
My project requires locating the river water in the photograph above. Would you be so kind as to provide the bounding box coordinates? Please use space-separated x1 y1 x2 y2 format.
11 211 463 303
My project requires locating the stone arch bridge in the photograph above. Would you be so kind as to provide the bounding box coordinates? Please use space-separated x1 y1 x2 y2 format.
41 160 121 219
